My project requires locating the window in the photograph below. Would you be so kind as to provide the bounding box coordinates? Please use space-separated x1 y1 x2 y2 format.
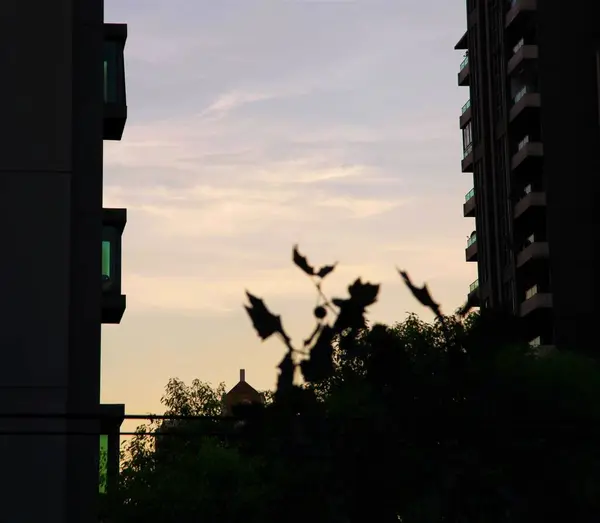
463 122 473 149
102 225 120 294
99 434 108 493
102 241 111 280
103 41 119 103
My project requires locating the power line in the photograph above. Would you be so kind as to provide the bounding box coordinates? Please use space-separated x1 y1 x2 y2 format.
0 413 225 420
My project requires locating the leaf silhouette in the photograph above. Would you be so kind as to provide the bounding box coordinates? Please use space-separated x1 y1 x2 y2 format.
398 269 442 317
293 245 315 276
333 279 380 331
332 298 345 308
276 351 295 397
244 291 288 341
300 325 335 383
348 278 379 308
316 263 337 278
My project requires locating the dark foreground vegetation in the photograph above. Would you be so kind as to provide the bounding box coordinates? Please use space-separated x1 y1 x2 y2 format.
102 246 600 523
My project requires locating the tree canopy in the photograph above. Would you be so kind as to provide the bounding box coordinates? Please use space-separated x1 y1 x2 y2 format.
105 246 600 522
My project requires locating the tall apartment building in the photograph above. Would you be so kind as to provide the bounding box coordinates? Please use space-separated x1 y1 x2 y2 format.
0 3 128 521
456 0 599 352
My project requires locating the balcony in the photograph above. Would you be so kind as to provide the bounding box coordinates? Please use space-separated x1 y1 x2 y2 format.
467 279 480 306
509 86 540 122
514 189 546 220
462 143 474 172
99 404 125 495
104 24 128 140
511 135 543 171
516 240 549 268
454 31 468 51
520 285 552 317
507 40 538 76
102 208 127 324
458 53 470 86
460 99 472 128
506 0 537 29
463 188 475 217
465 232 478 261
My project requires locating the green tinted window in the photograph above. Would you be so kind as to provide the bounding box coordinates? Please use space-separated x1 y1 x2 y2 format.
103 42 118 103
99 434 108 493
103 60 108 102
102 241 111 278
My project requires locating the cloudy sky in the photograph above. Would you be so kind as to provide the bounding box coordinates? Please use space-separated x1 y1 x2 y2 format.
101 0 474 421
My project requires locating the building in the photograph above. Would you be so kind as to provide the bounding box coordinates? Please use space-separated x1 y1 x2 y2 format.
154 370 264 455
222 369 264 416
456 0 600 352
99 403 126 495
0 3 128 521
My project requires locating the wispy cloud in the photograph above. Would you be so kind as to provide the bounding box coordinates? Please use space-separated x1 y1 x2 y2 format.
101 0 474 407
198 90 282 120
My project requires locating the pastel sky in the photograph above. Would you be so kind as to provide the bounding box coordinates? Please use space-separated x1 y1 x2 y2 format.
101 0 474 428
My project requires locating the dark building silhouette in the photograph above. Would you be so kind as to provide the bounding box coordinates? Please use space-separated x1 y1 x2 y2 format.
456 0 600 352
222 369 264 416
0 3 128 521
153 370 265 455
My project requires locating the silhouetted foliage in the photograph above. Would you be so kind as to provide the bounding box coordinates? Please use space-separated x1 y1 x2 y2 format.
105 246 600 522
103 378 275 523
241 245 600 522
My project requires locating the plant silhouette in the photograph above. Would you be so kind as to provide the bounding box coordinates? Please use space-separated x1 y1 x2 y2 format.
241 245 600 523
103 245 600 523
244 245 457 397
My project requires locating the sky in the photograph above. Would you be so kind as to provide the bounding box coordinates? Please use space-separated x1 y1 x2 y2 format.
101 0 474 427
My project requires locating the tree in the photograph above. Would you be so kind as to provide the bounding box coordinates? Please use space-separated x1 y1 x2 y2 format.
106 245 600 522
242 245 600 522
105 378 276 523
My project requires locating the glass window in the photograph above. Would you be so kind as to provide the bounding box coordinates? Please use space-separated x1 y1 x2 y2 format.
463 122 473 148
104 41 119 103
99 434 108 493
102 241 111 279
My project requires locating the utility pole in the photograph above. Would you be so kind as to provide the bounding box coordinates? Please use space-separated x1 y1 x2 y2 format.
0 1 127 520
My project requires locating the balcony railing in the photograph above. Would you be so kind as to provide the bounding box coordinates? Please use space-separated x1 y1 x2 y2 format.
514 85 528 104
467 233 477 247
462 142 473 159
461 99 471 114
517 135 530 150
525 284 538 300
513 38 524 54
460 53 469 71
469 279 479 293
465 188 475 202
521 234 535 252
